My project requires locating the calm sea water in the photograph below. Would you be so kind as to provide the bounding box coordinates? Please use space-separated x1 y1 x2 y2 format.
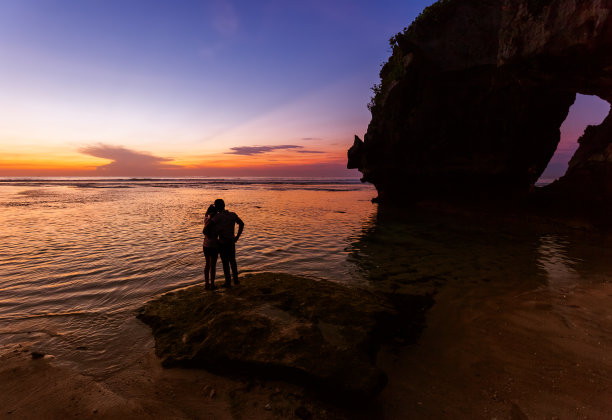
0 177 377 376
1 177 611 381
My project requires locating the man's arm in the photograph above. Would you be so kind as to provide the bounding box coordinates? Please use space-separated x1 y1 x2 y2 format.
234 216 244 242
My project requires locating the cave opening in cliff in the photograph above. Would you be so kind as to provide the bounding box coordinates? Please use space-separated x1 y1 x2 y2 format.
538 94 610 185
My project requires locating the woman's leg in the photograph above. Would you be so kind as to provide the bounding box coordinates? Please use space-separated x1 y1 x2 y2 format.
210 252 218 285
204 253 212 284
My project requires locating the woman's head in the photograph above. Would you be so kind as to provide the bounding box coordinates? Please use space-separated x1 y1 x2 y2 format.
206 204 217 216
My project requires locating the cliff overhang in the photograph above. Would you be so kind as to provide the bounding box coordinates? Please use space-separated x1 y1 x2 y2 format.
349 0 612 208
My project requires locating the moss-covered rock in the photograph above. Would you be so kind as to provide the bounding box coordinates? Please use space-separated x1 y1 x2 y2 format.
137 273 431 400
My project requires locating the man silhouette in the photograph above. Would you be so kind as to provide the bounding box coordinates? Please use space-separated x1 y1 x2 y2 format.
211 199 244 287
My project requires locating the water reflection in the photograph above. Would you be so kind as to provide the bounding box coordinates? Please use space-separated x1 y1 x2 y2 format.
0 181 377 376
349 205 545 295
350 204 612 298
1 177 611 388
537 234 581 289
356 206 612 418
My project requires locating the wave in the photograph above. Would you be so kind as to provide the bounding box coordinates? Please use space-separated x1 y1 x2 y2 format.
0 176 366 189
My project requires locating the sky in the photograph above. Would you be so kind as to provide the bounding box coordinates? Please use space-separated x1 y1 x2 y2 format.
0 0 608 178
539 94 609 182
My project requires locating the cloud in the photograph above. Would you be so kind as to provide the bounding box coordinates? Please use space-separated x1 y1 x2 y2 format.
79 144 180 174
301 137 322 141
296 150 324 154
211 0 239 36
225 145 303 156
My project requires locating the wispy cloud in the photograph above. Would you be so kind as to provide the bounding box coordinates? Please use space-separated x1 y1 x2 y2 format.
226 145 303 156
211 0 239 36
301 137 322 141
79 144 179 174
296 150 324 154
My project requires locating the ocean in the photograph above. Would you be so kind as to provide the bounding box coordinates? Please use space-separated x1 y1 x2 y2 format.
1 177 611 387
0 177 376 376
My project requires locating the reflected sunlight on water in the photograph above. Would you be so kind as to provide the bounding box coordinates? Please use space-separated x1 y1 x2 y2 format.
537 234 582 288
0 178 376 376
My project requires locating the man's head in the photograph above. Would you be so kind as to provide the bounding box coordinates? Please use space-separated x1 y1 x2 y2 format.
214 198 225 211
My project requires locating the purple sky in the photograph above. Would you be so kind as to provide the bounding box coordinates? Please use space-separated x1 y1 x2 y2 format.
539 94 610 181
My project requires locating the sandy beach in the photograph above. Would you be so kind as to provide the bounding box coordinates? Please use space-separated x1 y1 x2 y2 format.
0 346 331 420
3 276 612 419
379 280 612 419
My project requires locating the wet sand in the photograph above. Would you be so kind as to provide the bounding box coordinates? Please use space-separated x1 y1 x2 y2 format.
379 280 612 419
3 280 611 419
0 347 335 420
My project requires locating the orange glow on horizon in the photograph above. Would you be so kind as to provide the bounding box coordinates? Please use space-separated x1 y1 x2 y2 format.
0 156 107 171
0 144 354 177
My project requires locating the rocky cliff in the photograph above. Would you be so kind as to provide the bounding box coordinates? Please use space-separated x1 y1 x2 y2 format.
349 0 612 205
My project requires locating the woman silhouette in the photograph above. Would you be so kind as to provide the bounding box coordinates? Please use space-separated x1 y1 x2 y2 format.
202 204 218 289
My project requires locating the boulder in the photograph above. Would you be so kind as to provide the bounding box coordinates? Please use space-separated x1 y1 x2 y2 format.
137 273 431 400
349 0 612 206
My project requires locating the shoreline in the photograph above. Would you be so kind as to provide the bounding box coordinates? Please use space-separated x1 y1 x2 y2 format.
3 271 612 418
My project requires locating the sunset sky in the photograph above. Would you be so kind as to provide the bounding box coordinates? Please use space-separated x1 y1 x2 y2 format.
0 0 609 178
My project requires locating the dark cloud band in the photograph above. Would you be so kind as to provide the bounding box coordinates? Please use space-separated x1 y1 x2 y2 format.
226 145 302 156
225 145 325 156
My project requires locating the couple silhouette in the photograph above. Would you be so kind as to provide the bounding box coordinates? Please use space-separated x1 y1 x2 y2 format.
202 199 244 289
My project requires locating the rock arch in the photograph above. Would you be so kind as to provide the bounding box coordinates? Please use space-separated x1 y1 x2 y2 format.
538 94 609 184
348 0 612 206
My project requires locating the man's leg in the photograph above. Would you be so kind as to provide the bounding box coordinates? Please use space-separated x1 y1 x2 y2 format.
230 257 239 285
225 243 239 285
219 245 232 286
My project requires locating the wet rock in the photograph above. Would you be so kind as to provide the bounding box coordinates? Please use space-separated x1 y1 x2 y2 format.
295 405 312 420
137 273 430 400
350 0 612 207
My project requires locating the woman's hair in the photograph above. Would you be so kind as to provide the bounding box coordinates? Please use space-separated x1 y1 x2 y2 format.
206 204 217 216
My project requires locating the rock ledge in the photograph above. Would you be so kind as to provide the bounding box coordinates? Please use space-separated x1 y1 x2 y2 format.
137 273 430 400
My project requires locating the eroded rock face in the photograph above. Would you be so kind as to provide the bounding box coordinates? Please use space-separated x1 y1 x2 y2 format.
543 112 612 209
350 0 612 204
137 273 431 400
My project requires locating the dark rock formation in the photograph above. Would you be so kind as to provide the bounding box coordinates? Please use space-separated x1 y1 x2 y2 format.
137 273 431 401
349 0 612 205
543 113 612 206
